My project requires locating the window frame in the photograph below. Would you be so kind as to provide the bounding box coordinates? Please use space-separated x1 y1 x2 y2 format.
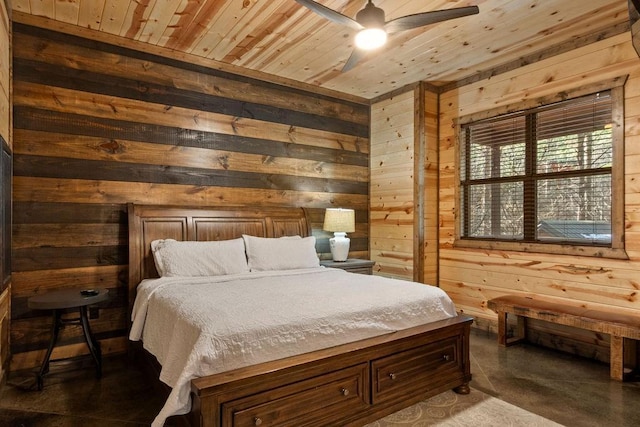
454 77 627 259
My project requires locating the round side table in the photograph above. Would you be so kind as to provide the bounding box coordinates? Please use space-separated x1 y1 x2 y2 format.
28 288 109 390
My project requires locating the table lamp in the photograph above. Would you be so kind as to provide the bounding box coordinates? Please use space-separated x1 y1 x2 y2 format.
323 208 355 261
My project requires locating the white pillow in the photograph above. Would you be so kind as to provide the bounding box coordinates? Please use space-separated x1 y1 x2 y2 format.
150 238 250 277
242 235 320 271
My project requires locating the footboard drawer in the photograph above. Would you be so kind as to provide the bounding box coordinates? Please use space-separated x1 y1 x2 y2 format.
222 363 369 426
372 336 462 403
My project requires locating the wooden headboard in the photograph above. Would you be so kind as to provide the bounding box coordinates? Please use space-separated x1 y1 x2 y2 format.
127 203 311 313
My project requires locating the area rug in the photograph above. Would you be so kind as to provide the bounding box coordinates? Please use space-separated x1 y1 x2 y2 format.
365 388 562 427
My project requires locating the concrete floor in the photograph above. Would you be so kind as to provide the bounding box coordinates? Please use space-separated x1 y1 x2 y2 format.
1 329 639 426
468 329 640 427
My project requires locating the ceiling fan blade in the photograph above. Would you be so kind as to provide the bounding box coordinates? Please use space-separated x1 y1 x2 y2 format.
384 6 479 34
295 0 363 31
342 48 367 72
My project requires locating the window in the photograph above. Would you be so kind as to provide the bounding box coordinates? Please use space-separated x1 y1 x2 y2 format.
458 86 625 258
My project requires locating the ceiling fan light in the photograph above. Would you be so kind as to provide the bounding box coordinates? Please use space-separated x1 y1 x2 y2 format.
355 28 387 50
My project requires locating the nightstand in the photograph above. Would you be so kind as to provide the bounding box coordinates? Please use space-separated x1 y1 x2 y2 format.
320 259 375 275
28 288 109 390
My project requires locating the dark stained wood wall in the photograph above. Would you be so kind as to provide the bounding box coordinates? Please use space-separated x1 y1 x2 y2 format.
10 23 370 369
0 0 11 381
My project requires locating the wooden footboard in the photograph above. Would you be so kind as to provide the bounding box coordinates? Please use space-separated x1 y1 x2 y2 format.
189 315 472 427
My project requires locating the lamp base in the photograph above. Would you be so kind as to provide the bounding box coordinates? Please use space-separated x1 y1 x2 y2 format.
329 232 350 262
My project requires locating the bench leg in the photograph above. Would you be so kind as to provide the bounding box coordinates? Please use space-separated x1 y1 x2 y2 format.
611 335 624 381
514 315 526 344
496 312 526 347
611 336 639 381
497 311 508 346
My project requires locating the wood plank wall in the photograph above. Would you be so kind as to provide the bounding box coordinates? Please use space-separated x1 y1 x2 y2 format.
370 91 415 280
10 23 370 370
0 0 11 381
0 0 7 146
370 85 438 285
439 32 640 359
423 89 439 285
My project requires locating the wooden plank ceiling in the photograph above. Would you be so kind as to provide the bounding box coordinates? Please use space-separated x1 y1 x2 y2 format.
11 0 630 100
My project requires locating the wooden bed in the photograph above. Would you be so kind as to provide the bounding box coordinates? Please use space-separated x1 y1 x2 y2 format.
128 203 473 427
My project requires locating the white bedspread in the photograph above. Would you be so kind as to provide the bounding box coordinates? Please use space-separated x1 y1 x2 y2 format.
129 267 457 426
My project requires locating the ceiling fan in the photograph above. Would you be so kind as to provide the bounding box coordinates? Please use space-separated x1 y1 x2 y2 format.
294 0 479 72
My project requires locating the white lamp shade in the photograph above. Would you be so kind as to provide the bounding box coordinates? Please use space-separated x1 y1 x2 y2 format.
323 208 355 233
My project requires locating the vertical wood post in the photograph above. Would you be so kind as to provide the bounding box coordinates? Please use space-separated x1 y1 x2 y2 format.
610 335 624 381
413 83 425 284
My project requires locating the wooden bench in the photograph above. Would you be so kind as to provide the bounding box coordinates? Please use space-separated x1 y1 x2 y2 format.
487 295 640 381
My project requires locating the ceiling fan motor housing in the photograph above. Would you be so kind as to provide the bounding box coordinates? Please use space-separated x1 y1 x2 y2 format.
356 1 385 29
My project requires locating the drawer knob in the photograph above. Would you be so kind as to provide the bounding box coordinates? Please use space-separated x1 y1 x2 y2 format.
341 387 350 396
254 417 263 426
388 373 396 380
443 354 450 361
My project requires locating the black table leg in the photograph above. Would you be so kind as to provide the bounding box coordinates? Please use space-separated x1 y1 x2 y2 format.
79 306 102 378
29 289 108 390
37 309 62 391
